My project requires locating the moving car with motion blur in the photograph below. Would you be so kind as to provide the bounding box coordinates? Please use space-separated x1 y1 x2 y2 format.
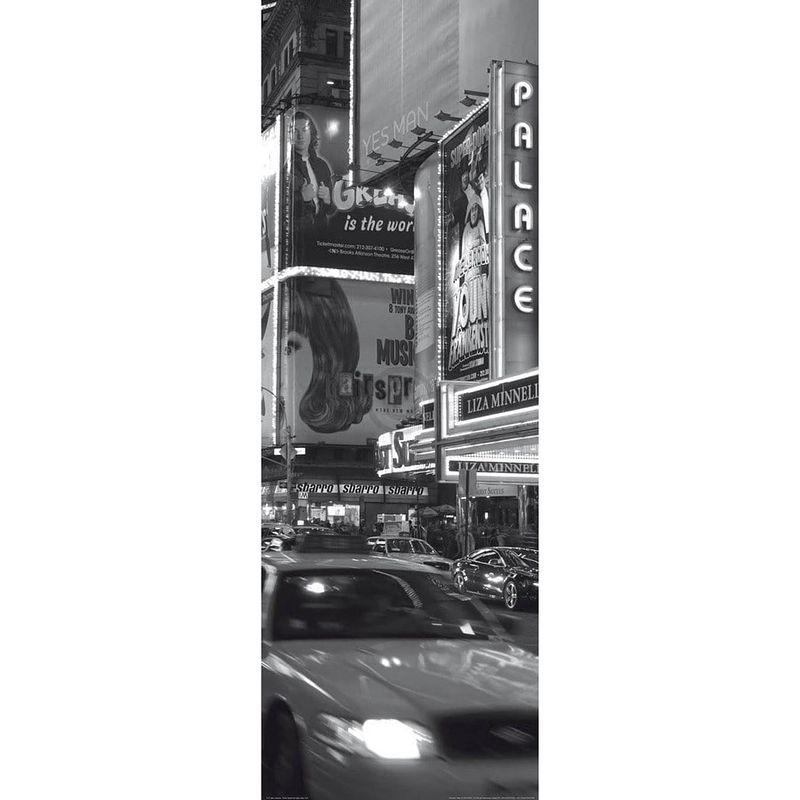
262 534 538 800
263 525 334 554
452 547 539 611
370 536 453 573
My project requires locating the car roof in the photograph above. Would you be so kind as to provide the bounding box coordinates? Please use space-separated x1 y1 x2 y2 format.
261 552 443 574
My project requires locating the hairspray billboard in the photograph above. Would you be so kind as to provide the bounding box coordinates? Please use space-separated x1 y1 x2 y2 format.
441 105 491 381
285 106 414 273
279 277 416 445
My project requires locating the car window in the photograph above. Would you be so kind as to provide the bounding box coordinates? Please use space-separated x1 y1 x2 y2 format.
386 539 412 554
271 569 500 641
508 549 538 569
471 551 499 565
412 540 435 554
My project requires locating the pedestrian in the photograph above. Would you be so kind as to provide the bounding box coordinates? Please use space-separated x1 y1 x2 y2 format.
465 526 476 555
444 528 458 560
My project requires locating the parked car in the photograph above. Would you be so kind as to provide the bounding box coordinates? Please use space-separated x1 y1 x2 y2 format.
452 547 538 611
261 543 538 800
371 537 453 573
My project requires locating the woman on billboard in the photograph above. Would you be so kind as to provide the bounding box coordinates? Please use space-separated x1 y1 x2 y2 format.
283 277 373 434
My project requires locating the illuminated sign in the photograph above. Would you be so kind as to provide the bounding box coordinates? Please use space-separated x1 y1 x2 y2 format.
457 373 538 422
376 425 434 476
449 460 538 475
273 481 427 498
421 400 435 429
490 60 538 378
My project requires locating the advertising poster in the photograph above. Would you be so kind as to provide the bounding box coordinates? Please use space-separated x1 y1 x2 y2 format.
279 277 415 445
261 123 280 281
413 151 439 404
285 106 414 273
441 106 490 381
261 289 276 447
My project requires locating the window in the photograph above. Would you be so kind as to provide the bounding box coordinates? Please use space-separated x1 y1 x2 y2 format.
343 32 351 57
472 551 499 565
270 66 277 90
325 28 338 57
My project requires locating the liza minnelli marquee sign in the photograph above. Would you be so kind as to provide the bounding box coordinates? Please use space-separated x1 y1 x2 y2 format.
457 372 539 423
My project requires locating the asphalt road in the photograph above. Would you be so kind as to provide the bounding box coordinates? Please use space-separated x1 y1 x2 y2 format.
510 608 538 655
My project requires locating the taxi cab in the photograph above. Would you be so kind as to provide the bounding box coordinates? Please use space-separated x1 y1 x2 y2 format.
261 535 538 800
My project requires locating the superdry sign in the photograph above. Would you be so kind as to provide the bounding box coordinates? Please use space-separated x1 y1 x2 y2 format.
457 373 538 422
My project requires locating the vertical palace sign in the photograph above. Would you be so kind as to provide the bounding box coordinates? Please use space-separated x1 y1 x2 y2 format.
490 60 538 379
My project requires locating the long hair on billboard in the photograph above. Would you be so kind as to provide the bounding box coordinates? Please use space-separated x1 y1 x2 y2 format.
289 277 372 433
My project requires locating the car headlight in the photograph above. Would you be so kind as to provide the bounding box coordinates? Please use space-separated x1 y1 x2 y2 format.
315 714 436 759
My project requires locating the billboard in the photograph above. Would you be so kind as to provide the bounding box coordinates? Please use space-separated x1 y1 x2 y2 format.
261 123 280 281
357 0 537 178
412 151 439 404
285 106 414 272
279 277 416 445
441 106 490 381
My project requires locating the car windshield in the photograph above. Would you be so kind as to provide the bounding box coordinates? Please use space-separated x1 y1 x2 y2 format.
412 540 436 555
386 539 412 554
271 569 499 641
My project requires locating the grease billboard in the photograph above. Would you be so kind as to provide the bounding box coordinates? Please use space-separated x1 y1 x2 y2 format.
285 106 414 273
279 277 416 445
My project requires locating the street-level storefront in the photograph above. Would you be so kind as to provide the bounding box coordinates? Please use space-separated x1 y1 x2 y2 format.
262 477 430 529
436 371 538 540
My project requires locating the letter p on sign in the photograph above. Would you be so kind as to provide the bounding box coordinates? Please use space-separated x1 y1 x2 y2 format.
513 80 533 106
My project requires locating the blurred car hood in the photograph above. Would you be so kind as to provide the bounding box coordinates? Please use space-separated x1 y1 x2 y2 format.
266 639 537 719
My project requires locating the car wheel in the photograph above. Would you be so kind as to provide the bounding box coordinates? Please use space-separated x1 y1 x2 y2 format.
503 580 520 611
263 707 306 798
454 572 467 593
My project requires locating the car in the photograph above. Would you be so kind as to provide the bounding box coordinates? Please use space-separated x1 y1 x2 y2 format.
371 537 453 573
366 535 385 548
264 525 343 554
261 541 538 800
452 547 539 611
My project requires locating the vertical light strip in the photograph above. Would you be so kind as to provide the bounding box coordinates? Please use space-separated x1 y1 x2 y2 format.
491 61 506 379
347 0 355 184
271 284 279 445
274 112 282 280
436 145 443 382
